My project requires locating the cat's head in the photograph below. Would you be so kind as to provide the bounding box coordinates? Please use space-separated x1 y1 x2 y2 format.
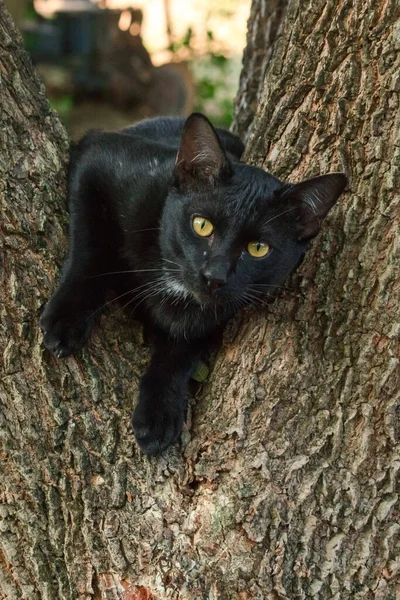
159 113 347 308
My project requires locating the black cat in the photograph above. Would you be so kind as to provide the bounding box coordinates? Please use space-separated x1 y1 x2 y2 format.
40 113 347 455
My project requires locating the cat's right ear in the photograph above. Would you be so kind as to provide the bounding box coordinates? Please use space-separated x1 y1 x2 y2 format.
174 113 231 188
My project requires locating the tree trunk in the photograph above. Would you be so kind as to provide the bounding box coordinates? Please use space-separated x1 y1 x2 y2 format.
1 0 399 598
232 0 288 141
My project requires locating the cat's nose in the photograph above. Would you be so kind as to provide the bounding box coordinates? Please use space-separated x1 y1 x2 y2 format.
202 263 229 293
205 274 227 293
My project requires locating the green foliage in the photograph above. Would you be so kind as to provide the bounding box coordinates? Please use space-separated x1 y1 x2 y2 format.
168 26 238 128
49 96 73 121
168 27 193 53
25 2 37 21
192 50 237 128
210 53 228 67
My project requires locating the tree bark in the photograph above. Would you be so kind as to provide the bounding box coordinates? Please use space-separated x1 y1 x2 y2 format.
232 0 288 141
1 0 399 599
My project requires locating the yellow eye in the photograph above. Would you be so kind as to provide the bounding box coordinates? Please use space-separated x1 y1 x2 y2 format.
193 216 214 237
247 241 270 257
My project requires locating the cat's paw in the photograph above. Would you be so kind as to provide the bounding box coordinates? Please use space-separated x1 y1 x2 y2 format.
40 299 94 358
131 400 184 455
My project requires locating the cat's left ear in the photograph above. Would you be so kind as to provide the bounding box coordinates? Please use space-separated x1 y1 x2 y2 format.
174 113 231 188
280 173 347 240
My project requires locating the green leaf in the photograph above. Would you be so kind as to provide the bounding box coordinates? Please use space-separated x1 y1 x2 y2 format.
210 53 228 67
197 78 216 99
192 360 210 383
183 27 193 47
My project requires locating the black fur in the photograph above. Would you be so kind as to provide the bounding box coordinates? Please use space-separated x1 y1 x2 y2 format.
40 113 347 455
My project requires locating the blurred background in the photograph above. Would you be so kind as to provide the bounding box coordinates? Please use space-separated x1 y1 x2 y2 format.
5 0 250 139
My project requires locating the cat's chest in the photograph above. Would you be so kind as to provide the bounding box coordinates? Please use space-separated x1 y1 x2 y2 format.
144 290 229 340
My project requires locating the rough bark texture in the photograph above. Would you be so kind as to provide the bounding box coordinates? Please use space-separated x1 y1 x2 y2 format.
1 0 400 599
232 0 288 141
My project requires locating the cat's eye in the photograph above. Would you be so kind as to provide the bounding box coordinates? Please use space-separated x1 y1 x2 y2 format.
193 216 214 237
247 241 270 258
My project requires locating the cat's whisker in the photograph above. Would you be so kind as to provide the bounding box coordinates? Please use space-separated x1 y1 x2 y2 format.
246 295 273 307
130 268 181 273
123 281 167 314
157 283 175 310
241 291 271 309
124 273 180 313
248 283 292 291
86 278 162 320
162 258 182 269
247 288 272 295
245 289 270 301
246 288 273 301
89 268 180 278
184 295 196 311
240 292 254 306
251 296 271 308
113 282 162 311
229 296 246 313
248 284 299 298
160 276 193 308
113 277 170 315
229 293 247 310
232 298 244 312
132 279 179 312
127 227 161 233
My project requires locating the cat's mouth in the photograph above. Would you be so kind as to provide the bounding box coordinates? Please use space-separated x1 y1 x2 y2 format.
192 290 212 304
163 274 220 306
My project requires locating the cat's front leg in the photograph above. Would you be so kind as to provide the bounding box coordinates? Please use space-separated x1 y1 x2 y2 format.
40 266 105 357
132 331 207 455
40 222 113 358
40 142 121 357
